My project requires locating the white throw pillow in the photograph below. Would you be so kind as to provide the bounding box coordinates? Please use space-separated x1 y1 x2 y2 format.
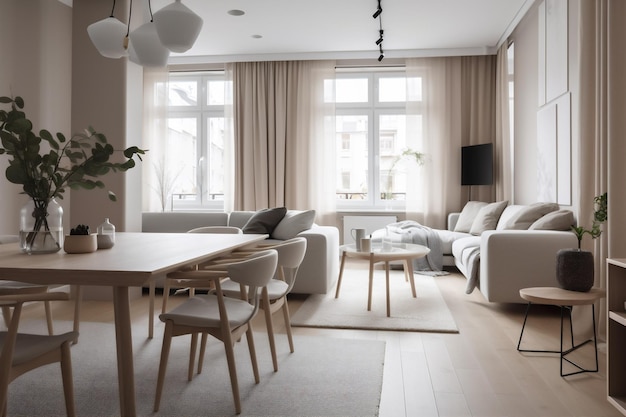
529 210 575 231
502 202 560 230
271 210 316 240
454 201 487 233
469 201 509 235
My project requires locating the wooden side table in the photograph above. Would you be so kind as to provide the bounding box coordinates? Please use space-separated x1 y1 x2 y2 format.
517 286 606 377
335 243 430 317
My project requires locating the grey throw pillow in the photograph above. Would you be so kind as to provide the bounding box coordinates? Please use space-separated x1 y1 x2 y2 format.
529 210 575 231
502 202 560 230
242 207 287 234
272 210 316 240
454 201 488 233
469 201 509 235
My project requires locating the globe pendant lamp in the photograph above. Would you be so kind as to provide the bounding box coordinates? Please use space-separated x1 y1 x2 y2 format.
153 0 204 53
87 16 128 59
128 21 170 67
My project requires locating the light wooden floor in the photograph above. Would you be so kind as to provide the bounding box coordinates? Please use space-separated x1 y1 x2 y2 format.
25 262 620 417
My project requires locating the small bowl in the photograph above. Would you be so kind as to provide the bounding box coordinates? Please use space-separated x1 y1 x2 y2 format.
64 233 98 254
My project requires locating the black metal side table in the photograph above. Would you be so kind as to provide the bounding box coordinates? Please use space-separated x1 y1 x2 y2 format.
517 286 606 377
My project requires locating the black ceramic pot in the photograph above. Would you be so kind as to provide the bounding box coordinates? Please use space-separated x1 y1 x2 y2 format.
556 248 594 292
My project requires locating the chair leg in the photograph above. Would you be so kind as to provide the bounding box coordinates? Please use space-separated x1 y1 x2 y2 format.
72 286 82 344
222 332 242 414
198 333 208 374
262 295 279 372
60 341 76 417
188 333 198 381
161 280 172 315
44 301 54 335
282 300 295 353
245 327 260 384
154 321 174 412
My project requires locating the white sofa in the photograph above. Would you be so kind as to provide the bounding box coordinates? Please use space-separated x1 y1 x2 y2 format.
141 211 340 294
375 202 578 303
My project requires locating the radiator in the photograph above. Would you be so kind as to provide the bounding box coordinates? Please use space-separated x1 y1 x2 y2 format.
342 215 397 245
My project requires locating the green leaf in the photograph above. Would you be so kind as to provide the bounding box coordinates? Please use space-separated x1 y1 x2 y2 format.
108 191 117 201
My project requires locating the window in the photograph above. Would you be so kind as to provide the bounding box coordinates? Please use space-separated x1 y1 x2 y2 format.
333 70 423 210
160 71 228 210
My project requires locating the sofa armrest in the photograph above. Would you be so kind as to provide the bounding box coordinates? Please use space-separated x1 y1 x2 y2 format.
479 230 577 303
448 213 460 231
291 225 340 294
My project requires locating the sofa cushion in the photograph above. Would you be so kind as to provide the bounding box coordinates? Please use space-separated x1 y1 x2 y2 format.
272 209 316 240
242 207 287 234
435 229 472 255
454 201 488 233
470 201 508 235
529 210 575 231
501 202 560 230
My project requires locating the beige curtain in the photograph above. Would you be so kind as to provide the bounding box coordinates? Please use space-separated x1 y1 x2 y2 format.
231 60 336 224
460 55 497 204
141 67 169 212
574 0 608 334
495 44 513 203
405 56 496 229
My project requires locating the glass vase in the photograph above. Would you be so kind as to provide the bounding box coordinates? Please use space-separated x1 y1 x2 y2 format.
19 198 64 254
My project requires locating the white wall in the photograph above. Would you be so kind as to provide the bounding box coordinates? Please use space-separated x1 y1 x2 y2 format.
0 1 72 234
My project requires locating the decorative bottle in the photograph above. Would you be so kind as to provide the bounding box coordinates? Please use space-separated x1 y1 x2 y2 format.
97 218 116 249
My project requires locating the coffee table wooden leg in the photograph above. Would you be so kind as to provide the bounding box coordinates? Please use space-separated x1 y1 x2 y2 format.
406 257 417 298
385 261 391 317
335 252 347 298
367 255 375 311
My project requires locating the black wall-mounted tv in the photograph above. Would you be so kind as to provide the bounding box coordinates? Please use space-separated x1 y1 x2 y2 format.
461 143 493 186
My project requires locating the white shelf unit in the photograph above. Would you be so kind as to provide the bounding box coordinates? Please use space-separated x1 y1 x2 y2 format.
607 258 626 416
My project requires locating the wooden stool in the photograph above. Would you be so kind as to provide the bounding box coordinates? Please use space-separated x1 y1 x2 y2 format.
517 287 606 377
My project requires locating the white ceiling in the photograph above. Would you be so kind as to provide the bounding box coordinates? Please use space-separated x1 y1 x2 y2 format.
148 0 535 64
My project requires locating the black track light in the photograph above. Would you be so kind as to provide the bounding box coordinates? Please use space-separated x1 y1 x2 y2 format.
373 0 384 61
373 0 382 19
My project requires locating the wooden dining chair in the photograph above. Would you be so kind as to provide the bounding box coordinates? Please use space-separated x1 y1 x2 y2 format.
154 249 278 415
160 226 243 315
0 292 79 417
205 237 307 372
0 235 53 335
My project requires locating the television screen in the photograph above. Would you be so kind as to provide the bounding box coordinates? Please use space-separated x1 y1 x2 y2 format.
461 143 493 185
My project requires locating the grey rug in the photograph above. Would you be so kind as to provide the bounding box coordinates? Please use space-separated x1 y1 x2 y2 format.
291 267 459 333
8 320 385 417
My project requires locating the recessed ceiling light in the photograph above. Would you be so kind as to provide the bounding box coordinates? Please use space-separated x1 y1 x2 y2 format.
227 9 245 16
251 34 263 39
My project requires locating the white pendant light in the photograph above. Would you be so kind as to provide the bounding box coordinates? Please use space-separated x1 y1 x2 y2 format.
87 17 128 59
128 21 170 67
153 0 204 53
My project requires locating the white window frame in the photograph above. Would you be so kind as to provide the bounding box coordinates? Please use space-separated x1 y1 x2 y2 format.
166 71 226 211
335 69 413 211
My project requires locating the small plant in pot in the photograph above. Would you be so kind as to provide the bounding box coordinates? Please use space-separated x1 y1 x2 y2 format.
64 224 97 254
556 192 607 292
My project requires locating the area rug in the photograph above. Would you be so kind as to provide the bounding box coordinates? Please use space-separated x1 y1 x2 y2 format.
291 267 459 333
8 321 385 417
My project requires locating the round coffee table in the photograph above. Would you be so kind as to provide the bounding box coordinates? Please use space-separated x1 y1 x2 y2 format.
335 242 430 317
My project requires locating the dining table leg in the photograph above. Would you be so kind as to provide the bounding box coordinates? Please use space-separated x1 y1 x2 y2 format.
148 281 155 339
113 286 137 417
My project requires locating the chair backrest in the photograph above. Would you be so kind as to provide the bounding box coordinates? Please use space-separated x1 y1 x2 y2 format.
227 250 277 291
273 237 307 269
187 226 242 234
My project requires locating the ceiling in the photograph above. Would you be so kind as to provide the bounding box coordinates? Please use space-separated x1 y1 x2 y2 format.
148 0 535 64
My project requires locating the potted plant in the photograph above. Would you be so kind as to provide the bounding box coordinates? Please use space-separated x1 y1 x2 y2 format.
382 147 424 200
556 192 607 292
0 95 146 254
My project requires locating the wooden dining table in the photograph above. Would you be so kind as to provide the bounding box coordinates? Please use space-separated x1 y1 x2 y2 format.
0 232 267 417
